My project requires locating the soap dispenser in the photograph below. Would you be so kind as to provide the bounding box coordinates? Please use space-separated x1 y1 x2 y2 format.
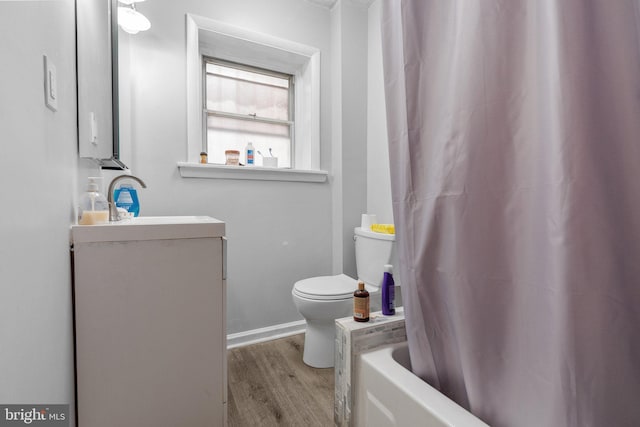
78 177 109 225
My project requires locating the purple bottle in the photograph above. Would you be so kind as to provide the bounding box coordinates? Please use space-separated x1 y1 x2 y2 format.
381 264 395 315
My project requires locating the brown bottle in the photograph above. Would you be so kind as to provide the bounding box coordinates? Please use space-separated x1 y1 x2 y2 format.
353 281 370 322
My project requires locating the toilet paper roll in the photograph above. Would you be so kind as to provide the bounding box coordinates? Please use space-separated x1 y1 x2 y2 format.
361 214 377 230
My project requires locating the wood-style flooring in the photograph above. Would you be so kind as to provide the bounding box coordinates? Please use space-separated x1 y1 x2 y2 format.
227 334 334 427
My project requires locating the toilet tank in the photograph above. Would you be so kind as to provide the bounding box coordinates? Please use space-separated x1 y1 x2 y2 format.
354 227 396 289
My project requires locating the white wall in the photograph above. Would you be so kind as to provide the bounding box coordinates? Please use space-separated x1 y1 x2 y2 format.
0 0 82 415
0 0 392 416
119 0 376 335
367 0 393 224
332 0 369 279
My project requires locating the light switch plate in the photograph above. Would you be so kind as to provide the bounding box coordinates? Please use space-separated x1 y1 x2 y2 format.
90 112 98 145
43 55 58 111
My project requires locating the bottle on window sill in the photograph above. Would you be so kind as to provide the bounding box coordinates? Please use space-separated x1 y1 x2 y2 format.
245 142 255 166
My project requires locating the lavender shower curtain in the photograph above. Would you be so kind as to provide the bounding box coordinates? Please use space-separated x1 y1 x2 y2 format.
381 1 640 426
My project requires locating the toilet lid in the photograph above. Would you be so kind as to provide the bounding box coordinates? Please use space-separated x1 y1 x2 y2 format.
293 274 357 300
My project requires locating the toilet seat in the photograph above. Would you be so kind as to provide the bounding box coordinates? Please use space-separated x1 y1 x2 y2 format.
293 274 356 301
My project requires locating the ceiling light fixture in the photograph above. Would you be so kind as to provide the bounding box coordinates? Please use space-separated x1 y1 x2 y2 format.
117 0 150 35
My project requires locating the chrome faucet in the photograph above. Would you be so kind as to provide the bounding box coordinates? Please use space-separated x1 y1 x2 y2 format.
107 174 147 221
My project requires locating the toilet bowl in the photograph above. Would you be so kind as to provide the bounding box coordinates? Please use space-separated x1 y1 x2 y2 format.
292 274 359 368
292 227 395 368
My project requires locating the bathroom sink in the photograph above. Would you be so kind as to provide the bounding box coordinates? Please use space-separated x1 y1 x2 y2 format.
71 216 225 243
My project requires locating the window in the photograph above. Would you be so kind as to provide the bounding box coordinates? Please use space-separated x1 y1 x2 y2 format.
204 58 295 167
182 14 327 182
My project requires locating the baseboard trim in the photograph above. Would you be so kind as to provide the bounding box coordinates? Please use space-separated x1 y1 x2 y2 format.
227 320 307 349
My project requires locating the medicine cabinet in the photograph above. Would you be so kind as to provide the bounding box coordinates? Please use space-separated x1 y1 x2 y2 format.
76 0 126 169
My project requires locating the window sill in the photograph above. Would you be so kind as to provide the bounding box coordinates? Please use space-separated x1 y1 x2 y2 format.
177 162 328 183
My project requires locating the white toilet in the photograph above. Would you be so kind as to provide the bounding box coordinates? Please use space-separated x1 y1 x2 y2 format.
292 226 395 368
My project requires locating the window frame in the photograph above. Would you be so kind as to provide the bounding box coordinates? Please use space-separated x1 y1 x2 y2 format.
181 13 326 182
202 57 296 167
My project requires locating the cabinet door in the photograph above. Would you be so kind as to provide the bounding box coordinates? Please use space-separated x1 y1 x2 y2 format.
74 237 225 427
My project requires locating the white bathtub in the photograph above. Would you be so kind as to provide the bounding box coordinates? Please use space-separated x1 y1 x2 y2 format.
356 342 489 427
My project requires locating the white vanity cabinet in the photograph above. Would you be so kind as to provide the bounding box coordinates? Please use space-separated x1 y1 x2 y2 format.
71 216 226 427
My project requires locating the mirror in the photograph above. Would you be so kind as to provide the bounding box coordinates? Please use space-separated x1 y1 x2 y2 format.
76 0 126 169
